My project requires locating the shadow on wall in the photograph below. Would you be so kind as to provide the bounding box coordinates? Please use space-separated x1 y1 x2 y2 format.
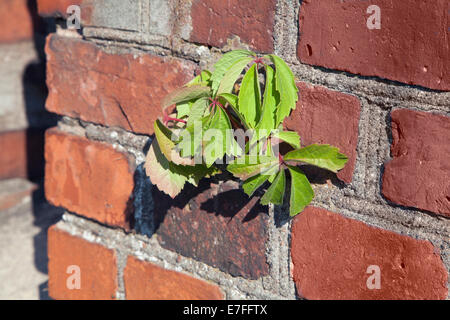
23 0 61 300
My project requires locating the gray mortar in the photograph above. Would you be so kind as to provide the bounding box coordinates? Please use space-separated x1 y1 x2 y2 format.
56 213 291 299
55 112 450 299
78 0 450 109
50 0 450 299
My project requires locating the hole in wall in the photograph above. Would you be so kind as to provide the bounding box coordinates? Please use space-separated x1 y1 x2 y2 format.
306 44 313 57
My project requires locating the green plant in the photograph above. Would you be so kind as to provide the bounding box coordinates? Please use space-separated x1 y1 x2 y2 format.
144 50 348 217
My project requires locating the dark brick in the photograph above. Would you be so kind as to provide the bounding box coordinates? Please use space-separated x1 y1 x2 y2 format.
153 179 269 280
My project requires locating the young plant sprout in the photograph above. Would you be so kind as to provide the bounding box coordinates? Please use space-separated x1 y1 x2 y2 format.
144 50 348 217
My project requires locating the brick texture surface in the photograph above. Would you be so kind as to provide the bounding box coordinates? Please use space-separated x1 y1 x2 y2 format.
382 109 450 217
284 82 360 183
154 180 269 280
37 0 82 18
0 0 34 43
45 34 196 135
297 0 449 91
0 130 45 180
124 256 223 300
48 225 118 299
44 128 135 229
190 0 276 52
291 207 448 300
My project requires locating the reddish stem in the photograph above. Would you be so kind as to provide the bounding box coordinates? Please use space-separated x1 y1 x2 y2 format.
278 153 285 166
252 57 265 68
167 117 186 124
163 108 186 125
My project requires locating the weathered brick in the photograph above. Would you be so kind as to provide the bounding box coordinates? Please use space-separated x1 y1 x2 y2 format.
291 207 448 300
48 225 118 299
382 109 450 217
0 0 35 43
45 34 196 135
37 0 81 18
154 180 269 280
124 256 223 300
0 129 45 180
284 82 360 183
190 0 276 52
297 0 449 91
44 128 135 229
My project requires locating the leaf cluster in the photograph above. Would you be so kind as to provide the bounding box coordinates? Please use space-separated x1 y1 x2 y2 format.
144 50 348 216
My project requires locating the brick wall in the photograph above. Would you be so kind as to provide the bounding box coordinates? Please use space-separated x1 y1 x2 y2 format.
37 0 449 300
0 0 55 183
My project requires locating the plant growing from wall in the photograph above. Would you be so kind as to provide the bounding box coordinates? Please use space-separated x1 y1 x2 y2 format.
144 50 348 217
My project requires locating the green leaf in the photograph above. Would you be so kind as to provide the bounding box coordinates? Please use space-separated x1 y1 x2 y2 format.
185 164 221 186
203 106 242 166
154 119 195 166
162 85 210 108
260 169 286 205
177 116 210 158
242 164 279 197
176 101 191 118
185 70 212 87
284 144 348 173
256 65 277 134
227 155 278 180
211 50 254 94
144 139 188 198
216 56 253 95
144 137 222 198
185 75 201 86
200 70 212 84
218 92 238 110
203 107 231 166
186 97 209 128
267 54 298 126
154 119 176 160
272 130 300 149
288 166 314 216
218 93 250 129
238 64 261 128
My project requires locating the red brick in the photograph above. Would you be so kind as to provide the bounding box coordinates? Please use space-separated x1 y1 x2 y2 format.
291 207 448 300
0 0 34 43
190 0 276 52
45 34 196 135
297 0 449 91
0 129 45 180
37 0 82 18
44 128 135 229
382 109 450 217
154 180 269 280
124 256 223 300
48 225 118 299
284 82 360 183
